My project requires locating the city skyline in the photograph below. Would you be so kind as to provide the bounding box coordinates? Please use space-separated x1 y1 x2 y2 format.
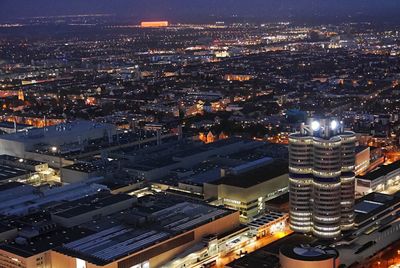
0 1 400 268
1 0 400 23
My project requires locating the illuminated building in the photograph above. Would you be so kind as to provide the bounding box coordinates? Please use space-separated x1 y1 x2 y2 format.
204 159 289 222
198 132 227 143
280 244 340 268
0 195 240 268
198 132 207 143
224 74 253 81
0 120 116 166
214 51 230 58
355 146 370 175
206 131 215 143
2 115 65 128
356 160 400 195
140 21 169 28
219 132 228 140
247 212 288 238
289 118 356 239
18 89 24 101
0 121 32 134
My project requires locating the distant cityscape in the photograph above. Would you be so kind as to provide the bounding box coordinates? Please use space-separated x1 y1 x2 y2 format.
0 13 399 268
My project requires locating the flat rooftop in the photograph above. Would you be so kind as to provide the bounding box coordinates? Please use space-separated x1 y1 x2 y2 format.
131 157 179 171
129 138 254 171
265 192 289 206
355 145 369 154
354 192 400 224
0 227 94 258
247 212 287 230
62 162 105 173
0 181 26 191
172 138 245 159
51 193 134 219
357 161 400 181
0 164 30 182
0 120 114 143
0 182 35 208
55 195 233 265
0 181 108 216
0 154 45 166
209 159 288 188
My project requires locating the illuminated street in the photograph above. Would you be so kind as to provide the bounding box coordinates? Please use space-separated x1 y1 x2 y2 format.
216 229 292 267
364 240 400 268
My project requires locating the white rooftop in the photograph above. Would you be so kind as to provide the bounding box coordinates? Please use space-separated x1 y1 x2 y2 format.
0 120 115 144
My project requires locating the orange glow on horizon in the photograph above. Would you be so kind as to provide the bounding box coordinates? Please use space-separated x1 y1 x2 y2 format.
140 21 169 28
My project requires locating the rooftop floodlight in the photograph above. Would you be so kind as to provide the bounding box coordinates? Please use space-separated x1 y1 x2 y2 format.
311 120 320 131
330 120 338 130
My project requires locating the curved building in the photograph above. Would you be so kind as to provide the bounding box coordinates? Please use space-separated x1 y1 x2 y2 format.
280 244 340 268
289 134 313 233
289 118 356 239
339 132 356 230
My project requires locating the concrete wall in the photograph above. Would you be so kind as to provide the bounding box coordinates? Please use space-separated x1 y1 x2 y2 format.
0 139 25 158
60 168 94 184
204 174 288 204
25 151 74 169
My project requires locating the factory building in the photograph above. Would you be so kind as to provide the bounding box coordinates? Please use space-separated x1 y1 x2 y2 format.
204 159 288 222
0 194 240 268
0 121 116 167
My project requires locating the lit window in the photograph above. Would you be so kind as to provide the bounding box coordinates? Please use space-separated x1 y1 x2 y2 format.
76 258 86 268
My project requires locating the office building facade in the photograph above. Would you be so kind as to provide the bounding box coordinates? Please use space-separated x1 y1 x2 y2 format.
289 118 356 238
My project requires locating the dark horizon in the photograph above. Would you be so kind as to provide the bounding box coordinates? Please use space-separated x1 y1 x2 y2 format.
1 0 400 24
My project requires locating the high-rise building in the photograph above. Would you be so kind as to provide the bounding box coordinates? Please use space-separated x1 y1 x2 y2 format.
289 118 356 239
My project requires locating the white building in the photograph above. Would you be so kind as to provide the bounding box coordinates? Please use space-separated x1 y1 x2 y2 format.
289 118 356 239
0 120 116 160
356 161 400 195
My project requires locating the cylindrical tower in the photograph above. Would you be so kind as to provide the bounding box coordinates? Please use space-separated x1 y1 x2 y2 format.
339 132 356 230
312 136 342 239
288 118 356 239
289 133 313 233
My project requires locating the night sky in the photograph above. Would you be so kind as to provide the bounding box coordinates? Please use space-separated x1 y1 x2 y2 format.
0 0 399 22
